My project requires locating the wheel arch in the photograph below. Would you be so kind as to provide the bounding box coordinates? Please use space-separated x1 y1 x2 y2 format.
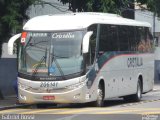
98 79 105 99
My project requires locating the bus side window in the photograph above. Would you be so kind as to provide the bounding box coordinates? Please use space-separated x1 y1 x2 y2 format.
99 24 118 54
128 26 136 51
118 26 129 51
146 27 154 52
136 27 142 52
137 27 152 53
86 24 97 67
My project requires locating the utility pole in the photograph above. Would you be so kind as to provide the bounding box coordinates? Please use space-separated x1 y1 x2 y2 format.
153 12 156 38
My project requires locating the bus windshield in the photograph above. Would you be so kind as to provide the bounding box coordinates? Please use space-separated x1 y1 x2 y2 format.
18 31 84 79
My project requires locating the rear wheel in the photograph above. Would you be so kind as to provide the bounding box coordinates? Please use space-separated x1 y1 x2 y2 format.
123 80 142 102
93 83 104 107
132 80 142 102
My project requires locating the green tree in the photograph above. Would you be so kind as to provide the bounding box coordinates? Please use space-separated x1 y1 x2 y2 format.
59 0 160 16
137 0 160 17
0 0 38 57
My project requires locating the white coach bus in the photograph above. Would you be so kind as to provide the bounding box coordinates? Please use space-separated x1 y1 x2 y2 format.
8 12 154 107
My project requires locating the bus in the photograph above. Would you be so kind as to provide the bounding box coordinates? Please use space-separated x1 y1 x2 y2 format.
8 12 154 107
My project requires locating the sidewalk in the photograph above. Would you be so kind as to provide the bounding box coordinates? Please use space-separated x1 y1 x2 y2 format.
153 84 160 91
0 95 27 110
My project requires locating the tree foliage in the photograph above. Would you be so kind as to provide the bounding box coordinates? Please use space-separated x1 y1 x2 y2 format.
0 0 38 57
59 0 160 16
137 0 160 16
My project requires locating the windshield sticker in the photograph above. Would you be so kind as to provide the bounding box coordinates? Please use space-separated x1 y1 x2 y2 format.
49 66 56 74
28 33 47 37
52 33 75 39
21 32 27 44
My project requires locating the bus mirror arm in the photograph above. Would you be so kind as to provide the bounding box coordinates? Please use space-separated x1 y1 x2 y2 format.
8 33 21 55
82 31 93 54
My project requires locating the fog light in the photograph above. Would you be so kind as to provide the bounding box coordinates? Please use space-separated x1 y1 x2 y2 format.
85 94 90 100
74 93 80 99
20 94 26 101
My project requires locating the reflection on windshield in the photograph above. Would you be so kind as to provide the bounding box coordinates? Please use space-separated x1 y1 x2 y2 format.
18 31 84 78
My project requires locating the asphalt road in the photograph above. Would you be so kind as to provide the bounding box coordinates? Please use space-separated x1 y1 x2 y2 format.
0 89 160 120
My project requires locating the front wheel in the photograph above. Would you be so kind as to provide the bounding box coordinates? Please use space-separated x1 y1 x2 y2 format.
92 83 104 107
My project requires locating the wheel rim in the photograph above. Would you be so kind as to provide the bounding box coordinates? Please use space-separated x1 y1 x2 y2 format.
137 82 141 99
97 86 103 106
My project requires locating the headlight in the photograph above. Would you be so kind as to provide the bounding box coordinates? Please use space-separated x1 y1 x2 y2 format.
18 82 31 90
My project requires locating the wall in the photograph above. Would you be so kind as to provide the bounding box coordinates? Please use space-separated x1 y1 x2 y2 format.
154 47 160 83
135 10 160 83
135 10 160 33
27 0 70 19
0 43 17 97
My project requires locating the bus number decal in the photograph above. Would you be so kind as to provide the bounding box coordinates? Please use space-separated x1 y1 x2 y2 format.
40 82 58 88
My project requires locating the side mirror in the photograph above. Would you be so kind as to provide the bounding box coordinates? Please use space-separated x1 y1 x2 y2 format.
82 31 93 53
8 33 21 55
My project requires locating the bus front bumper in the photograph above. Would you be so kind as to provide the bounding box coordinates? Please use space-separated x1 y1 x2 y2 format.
18 84 91 104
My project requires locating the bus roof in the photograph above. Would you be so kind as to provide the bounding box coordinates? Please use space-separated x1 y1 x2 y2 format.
23 12 151 31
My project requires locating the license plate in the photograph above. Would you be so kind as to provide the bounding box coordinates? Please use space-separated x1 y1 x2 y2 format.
43 96 55 100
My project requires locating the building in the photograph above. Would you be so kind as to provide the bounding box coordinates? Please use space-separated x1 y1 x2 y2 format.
134 5 160 83
27 0 70 18
135 5 160 45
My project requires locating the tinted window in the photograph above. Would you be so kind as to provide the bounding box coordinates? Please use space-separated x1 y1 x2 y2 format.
137 27 153 53
128 26 136 51
99 24 119 52
118 26 130 51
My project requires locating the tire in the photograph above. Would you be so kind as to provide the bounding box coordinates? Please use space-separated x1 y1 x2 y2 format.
132 80 142 102
123 80 142 102
92 83 104 107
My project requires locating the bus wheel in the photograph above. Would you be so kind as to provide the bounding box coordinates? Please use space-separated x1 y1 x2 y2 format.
93 83 104 107
132 80 142 102
123 80 142 102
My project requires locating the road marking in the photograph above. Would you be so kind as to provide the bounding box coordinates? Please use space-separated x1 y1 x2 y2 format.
120 99 160 107
93 108 160 114
51 108 112 114
15 108 160 114
20 108 70 114
1 108 160 115
94 109 143 114
140 111 160 115
0 109 25 114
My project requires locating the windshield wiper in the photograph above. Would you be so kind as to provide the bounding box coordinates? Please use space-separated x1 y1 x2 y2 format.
32 48 47 76
49 55 66 80
48 47 66 80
